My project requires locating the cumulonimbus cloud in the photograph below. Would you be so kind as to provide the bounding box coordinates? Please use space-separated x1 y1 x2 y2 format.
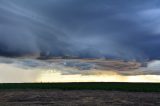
0 0 160 60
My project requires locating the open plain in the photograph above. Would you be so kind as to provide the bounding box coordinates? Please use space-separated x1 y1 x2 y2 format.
0 90 160 106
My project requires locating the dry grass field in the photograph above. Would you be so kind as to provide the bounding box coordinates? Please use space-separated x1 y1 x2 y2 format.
0 90 160 106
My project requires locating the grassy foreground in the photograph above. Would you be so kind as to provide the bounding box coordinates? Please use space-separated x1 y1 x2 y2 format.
0 82 160 92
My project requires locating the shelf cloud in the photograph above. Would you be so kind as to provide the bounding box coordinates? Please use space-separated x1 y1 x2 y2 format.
0 0 160 60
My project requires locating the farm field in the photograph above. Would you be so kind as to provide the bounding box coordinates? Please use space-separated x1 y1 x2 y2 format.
0 83 160 105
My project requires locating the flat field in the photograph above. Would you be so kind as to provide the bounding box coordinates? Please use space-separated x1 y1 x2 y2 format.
0 82 160 92
0 83 160 106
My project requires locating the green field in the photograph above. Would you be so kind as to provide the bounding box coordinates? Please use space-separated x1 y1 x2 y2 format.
0 82 160 92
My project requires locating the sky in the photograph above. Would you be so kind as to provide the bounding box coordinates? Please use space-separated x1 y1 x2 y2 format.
0 0 160 60
1 57 160 83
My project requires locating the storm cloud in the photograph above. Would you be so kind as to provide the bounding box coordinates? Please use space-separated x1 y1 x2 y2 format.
0 0 160 60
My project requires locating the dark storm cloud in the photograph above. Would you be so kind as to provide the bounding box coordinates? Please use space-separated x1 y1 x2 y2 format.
0 0 160 60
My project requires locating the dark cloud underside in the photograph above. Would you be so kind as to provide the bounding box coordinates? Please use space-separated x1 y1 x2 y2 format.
0 0 160 60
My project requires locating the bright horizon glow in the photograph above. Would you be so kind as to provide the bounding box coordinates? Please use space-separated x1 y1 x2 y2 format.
37 71 160 83
0 63 160 83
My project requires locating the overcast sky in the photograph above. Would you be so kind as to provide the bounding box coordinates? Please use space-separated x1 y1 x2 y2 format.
0 0 160 60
